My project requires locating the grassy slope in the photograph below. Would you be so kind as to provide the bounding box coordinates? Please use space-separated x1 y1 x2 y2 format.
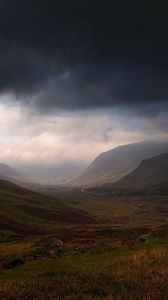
0 179 94 236
0 239 168 299
1 182 168 299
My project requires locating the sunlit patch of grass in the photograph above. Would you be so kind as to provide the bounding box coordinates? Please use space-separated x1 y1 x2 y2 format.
0 240 168 299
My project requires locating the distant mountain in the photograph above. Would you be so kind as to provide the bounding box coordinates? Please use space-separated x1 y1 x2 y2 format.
71 141 168 187
101 153 168 194
0 162 33 186
0 162 26 181
0 162 59 195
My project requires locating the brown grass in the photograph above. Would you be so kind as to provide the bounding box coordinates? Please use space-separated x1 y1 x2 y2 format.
0 244 168 300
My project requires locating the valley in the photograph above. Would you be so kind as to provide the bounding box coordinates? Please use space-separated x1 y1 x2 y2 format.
0 183 168 299
0 141 168 299
0 1 168 299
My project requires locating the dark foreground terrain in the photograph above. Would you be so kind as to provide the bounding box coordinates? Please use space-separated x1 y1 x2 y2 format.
0 182 168 299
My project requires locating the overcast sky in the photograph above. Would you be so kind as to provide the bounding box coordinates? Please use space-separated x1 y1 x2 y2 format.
0 1 168 182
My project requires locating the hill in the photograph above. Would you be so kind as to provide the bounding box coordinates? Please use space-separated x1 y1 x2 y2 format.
71 141 168 187
99 153 168 194
0 178 94 235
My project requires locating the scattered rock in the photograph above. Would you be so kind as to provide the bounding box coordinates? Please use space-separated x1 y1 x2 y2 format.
126 234 150 246
70 246 90 256
25 248 62 264
47 250 59 257
135 234 150 244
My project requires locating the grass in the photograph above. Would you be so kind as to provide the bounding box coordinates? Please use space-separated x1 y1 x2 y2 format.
0 181 168 299
0 240 168 299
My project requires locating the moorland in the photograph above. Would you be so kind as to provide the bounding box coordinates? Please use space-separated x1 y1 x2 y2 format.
0 181 168 300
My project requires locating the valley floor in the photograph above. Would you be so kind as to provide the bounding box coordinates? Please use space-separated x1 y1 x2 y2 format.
0 189 168 299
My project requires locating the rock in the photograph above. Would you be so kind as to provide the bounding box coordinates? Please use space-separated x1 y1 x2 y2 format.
47 238 63 248
47 250 58 257
70 246 90 256
135 234 150 244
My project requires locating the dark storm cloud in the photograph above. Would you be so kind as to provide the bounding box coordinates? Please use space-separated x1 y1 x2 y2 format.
0 0 168 111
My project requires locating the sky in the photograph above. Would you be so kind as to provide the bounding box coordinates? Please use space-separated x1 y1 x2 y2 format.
0 1 168 183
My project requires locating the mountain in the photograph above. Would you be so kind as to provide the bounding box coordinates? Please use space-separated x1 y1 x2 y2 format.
101 153 168 194
0 163 52 194
71 141 168 187
0 162 31 183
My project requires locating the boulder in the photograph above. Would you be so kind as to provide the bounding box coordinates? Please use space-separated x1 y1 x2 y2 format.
47 238 63 248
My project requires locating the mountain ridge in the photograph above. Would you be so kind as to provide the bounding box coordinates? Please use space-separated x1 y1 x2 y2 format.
91 152 168 195
70 140 168 187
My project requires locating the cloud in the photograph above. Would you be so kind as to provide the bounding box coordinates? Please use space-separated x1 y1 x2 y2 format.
0 1 167 182
0 1 167 113
0 97 167 182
